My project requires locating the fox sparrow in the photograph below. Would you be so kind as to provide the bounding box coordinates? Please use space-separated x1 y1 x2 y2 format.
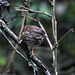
19 25 46 56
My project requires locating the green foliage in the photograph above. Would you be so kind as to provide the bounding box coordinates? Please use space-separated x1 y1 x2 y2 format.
0 56 6 66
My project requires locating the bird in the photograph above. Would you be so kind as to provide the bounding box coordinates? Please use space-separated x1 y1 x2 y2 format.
19 25 46 57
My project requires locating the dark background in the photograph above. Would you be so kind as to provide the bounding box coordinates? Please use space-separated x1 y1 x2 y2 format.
0 0 75 75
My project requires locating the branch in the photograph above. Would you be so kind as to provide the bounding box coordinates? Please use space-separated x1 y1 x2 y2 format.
38 20 53 50
51 0 58 75
12 5 52 18
0 20 51 75
58 28 74 44
0 29 28 61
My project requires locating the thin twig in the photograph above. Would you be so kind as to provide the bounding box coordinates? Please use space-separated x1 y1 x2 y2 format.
48 0 54 6
38 20 53 50
12 4 52 18
58 28 74 44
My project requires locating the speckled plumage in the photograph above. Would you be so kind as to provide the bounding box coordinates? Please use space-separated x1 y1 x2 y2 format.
21 25 46 47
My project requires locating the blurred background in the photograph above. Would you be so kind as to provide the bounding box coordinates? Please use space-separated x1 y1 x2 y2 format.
0 0 75 75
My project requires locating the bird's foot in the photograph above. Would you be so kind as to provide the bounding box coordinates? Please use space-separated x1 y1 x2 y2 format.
18 39 23 44
29 50 34 58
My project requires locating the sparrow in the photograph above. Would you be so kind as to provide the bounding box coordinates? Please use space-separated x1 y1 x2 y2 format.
19 25 46 57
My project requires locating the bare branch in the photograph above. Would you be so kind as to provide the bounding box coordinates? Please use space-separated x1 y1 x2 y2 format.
58 28 75 44
12 4 52 18
51 0 58 75
38 20 53 50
